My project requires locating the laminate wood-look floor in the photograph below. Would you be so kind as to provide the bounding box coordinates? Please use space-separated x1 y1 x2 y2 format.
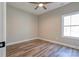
6 39 79 57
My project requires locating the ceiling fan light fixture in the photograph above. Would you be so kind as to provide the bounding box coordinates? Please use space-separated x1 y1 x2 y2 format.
30 2 51 10
38 3 43 7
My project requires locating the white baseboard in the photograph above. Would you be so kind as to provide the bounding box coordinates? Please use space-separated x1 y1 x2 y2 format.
6 37 38 46
38 37 79 50
6 37 79 50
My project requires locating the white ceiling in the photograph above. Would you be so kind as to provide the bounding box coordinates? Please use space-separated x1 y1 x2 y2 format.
7 2 70 15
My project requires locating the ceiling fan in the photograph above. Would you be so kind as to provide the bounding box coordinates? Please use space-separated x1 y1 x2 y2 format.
30 2 51 10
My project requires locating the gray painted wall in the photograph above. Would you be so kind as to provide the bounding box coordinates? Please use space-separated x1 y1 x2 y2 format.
39 3 79 47
6 5 38 44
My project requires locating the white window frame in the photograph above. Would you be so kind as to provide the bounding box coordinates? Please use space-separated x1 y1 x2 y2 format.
61 11 79 39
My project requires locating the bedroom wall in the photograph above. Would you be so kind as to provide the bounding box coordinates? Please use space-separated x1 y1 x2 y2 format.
39 2 79 48
6 5 38 44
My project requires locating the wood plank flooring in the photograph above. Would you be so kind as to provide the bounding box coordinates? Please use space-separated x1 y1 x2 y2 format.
6 39 79 57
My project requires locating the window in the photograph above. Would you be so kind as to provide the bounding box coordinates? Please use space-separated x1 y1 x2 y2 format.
62 12 79 38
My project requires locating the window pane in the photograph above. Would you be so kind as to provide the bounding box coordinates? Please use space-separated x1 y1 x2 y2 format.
71 14 79 25
64 27 70 36
71 26 79 37
64 16 70 26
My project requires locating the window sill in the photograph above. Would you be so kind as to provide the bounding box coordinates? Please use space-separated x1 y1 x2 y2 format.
62 36 79 40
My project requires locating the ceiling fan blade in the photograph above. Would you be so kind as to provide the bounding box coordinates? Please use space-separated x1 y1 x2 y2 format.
30 2 39 4
30 2 52 4
43 6 47 9
42 2 52 4
35 6 39 10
